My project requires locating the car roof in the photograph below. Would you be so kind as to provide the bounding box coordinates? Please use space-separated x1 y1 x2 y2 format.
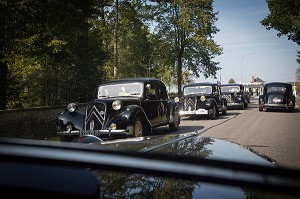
183 82 217 88
264 82 292 87
100 78 163 85
221 83 243 87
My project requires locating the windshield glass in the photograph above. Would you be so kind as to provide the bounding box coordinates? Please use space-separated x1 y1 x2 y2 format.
183 86 212 95
98 83 143 98
221 86 240 93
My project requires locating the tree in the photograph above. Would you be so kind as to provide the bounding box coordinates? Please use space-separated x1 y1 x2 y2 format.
261 0 300 84
228 78 235 83
261 0 300 45
0 0 107 109
149 0 222 95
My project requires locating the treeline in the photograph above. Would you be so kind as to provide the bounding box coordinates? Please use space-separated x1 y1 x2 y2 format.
0 0 222 109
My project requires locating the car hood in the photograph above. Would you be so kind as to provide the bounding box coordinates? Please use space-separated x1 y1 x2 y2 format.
87 132 287 199
94 132 275 166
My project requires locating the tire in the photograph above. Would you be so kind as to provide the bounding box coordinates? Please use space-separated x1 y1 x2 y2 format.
222 108 227 115
60 135 77 142
208 104 216 120
133 116 143 137
169 109 180 131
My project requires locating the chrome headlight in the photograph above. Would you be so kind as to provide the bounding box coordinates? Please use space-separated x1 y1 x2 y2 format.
112 100 122 110
174 97 180 102
67 103 78 112
200 96 206 102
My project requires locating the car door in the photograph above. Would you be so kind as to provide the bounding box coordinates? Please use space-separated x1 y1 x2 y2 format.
143 82 161 126
156 82 168 124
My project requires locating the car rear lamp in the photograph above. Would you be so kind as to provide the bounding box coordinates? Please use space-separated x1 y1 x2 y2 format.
67 103 78 112
112 100 122 110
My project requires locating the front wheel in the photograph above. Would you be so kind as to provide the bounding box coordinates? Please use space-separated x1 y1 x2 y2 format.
133 116 143 137
169 110 180 131
208 104 216 120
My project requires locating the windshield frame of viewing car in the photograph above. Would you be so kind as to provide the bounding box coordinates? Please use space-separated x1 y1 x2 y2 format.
183 86 212 95
97 82 143 98
221 86 241 93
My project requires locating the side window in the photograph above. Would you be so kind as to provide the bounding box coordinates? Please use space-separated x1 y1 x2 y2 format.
157 83 168 100
146 83 157 100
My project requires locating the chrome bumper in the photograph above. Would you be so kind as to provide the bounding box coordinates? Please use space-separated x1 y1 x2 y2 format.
57 129 129 137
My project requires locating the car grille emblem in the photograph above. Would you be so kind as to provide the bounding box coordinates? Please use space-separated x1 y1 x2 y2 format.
90 120 94 130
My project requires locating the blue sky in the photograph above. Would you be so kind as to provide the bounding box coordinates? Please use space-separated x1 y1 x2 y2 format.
195 0 299 84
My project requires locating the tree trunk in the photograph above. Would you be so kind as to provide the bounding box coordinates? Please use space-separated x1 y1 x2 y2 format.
0 54 8 109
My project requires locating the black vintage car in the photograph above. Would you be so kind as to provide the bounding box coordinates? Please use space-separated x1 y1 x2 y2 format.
179 82 227 119
57 78 180 141
221 83 249 109
259 82 295 112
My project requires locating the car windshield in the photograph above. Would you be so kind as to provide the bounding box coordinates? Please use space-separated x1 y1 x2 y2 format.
183 86 212 95
98 83 143 98
221 86 241 93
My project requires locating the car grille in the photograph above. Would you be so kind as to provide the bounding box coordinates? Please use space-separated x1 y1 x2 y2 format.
84 102 106 131
184 97 197 111
223 94 238 102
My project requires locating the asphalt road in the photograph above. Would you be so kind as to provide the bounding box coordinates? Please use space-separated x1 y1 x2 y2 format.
154 97 300 169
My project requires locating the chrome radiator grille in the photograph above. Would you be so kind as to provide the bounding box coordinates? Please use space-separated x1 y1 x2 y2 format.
84 102 106 131
184 97 197 111
223 94 232 102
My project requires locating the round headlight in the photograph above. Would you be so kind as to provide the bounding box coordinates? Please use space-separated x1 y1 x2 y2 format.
112 100 122 110
200 96 206 102
67 103 78 112
174 97 180 102
110 123 117 130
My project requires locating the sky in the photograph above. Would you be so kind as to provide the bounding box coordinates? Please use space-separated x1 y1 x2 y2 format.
195 0 299 84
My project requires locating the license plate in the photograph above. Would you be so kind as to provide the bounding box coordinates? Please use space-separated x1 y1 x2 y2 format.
273 98 281 103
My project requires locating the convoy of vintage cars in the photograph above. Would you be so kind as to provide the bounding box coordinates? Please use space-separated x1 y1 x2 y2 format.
57 78 297 142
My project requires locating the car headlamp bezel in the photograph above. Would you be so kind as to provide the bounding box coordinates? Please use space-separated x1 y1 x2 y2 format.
112 100 122 110
67 103 78 113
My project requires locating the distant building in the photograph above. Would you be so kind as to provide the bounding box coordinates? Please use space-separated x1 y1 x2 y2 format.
242 76 264 96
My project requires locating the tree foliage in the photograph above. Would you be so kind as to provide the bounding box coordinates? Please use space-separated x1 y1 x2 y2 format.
261 0 300 83
261 0 300 45
228 78 235 83
149 0 222 94
1 0 222 109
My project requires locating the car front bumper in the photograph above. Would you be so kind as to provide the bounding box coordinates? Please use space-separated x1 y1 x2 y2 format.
57 129 129 137
180 109 208 116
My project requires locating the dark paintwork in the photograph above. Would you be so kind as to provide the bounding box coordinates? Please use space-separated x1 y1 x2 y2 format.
221 83 249 109
1 133 299 199
258 82 295 112
179 82 227 119
57 78 180 141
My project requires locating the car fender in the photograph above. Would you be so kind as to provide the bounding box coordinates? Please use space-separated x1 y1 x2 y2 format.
104 104 151 128
57 110 85 131
205 98 216 108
